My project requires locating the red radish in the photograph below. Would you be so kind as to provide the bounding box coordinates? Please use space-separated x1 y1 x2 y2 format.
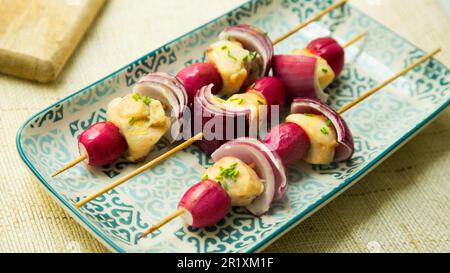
264 122 311 165
178 180 231 228
78 122 127 166
247 77 286 109
176 63 223 104
307 37 345 77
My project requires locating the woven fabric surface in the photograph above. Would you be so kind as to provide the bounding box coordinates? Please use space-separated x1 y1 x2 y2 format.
0 0 448 253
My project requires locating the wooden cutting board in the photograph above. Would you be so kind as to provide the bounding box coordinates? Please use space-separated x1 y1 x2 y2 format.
0 0 106 83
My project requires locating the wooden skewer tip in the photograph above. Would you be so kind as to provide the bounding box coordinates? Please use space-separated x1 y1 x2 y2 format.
51 154 87 178
338 48 441 114
139 208 185 239
342 31 369 49
272 0 348 45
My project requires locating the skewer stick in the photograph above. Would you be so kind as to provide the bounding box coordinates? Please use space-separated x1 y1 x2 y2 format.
138 48 442 238
342 32 368 49
139 208 185 239
75 133 204 208
272 0 348 45
51 155 87 178
338 48 442 114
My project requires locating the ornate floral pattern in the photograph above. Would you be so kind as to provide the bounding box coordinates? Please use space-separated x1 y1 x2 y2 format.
17 0 450 253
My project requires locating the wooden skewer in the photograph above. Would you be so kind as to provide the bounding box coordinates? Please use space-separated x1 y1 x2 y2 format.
51 2 348 179
139 208 185 239
338 48 442 114
51 154 87 178
342 32 368 49
272 0 348 45
138 48 442 239
74 133 204 208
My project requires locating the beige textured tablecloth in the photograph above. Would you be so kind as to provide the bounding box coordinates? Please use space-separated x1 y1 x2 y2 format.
0 0 449 253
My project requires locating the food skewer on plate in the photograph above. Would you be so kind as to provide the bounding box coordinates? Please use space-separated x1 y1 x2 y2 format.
75 49 441 210
71 32 368 208
138 48 441 238
51 0 353 178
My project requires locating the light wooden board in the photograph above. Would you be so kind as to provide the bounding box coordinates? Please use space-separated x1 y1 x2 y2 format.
0 0 105 83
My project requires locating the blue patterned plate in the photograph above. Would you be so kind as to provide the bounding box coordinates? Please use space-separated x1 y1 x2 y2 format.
16 0 449 253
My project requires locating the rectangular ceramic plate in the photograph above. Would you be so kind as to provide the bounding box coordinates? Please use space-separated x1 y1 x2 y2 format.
17 0 450 253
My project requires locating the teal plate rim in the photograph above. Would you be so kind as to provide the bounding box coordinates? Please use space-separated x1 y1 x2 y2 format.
16 0 450 253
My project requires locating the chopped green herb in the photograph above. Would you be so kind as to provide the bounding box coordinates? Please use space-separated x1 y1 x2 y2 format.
143 96 152 106
230 98 245 105
326 119 333 127
201 174 209 181
227 51 237 61
304 113 314 117
132 93 142 101
322 68 329 73
320 127 329 135
249 51 257 61
128 117 137 125
258 100 265 105
221 45 228 50
222 181 229 191
242 55 249 63
262 31 269 36
215 163 240 183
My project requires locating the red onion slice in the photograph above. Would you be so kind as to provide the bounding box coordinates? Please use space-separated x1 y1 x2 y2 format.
211 138 287 216
133 72 188 142
219 24 273 79
193 85 259 155
291 98 354 162
272 55 328 103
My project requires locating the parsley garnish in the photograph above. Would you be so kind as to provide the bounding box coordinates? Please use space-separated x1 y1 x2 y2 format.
326 119 333 127
320 127 329 135
304 113 314 117
322 68 329 73
227 51 237 61
215 163 240 183
221 45 228 50
128 117 137 125
143 96 152 106
222 181 229 191
262 31 268 36
242 55 249 63
230 98 244 105
201 174 209 181
249 51 257 61
132 93 142 101
258 100 265 105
